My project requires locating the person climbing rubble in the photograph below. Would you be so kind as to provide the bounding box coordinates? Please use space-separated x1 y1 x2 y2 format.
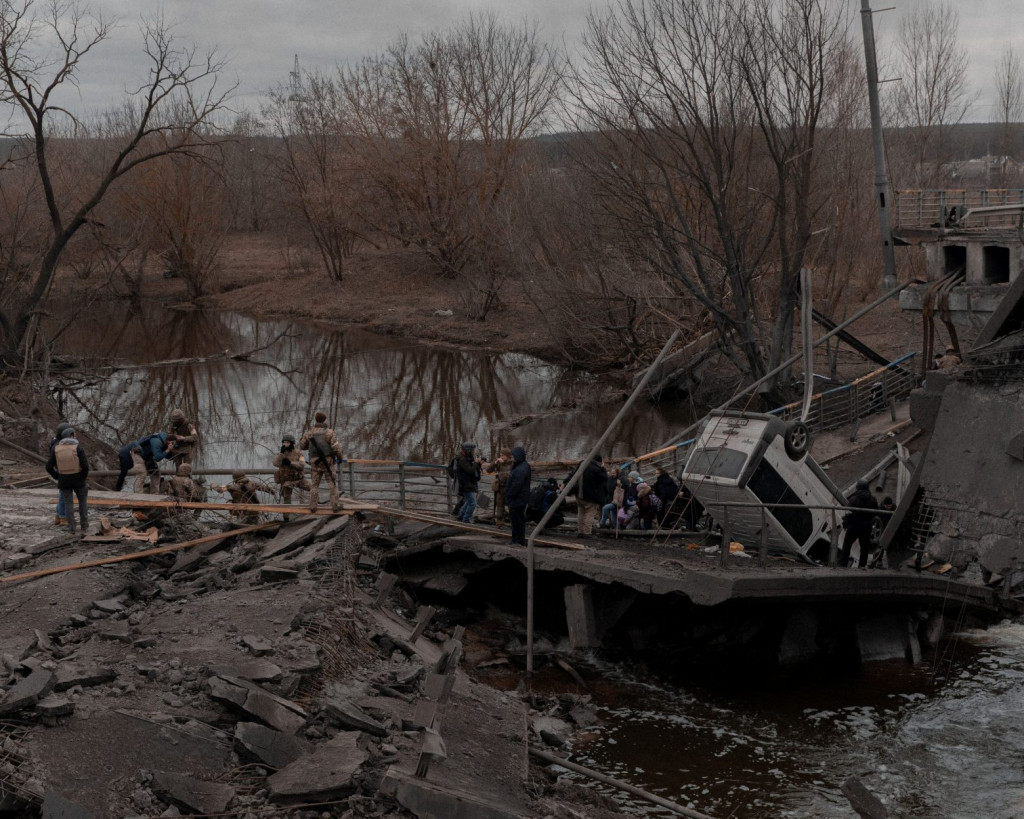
299 411 344 513
136 431 171 494
45 426 90 535
212 470 275 523
274 433 310 517
48 420 71 525
167 408 199 467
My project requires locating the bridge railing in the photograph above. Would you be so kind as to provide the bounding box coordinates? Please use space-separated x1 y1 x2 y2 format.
630 353 917 476
894 189 1024 228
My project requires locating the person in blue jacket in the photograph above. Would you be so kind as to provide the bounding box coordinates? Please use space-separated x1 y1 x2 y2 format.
135 432 171 494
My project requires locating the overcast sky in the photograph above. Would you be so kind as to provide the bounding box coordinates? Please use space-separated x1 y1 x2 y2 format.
12 0 1024 126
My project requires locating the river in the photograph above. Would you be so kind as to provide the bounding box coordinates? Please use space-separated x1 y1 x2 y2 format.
53 304 692 468
543 620 1024 818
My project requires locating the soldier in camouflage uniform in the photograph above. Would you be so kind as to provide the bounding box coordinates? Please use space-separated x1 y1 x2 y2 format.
166 463 202 503
299 411 344 513
168 408 199 468
214 470 275 523
273 434 309 516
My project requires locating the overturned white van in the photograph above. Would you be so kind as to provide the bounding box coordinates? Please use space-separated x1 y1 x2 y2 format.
681 410 847 561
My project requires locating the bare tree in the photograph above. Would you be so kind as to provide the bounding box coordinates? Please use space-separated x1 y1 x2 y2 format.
889 1 969 187
0 0 231 366
569 0 851 398
341 14 561 318
995 46 1024 186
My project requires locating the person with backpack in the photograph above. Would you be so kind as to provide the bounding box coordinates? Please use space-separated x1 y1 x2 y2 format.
453 442 483 523
46 427 90 535
300 411 344 513
578 454 608 537
49 421 71 525
505 446 531 545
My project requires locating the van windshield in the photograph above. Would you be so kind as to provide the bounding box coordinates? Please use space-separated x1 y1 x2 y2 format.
686 447 748 480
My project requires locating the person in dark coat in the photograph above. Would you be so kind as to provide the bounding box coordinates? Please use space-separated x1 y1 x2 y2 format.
114 440 146 492
577 455 608 536
136 432 171 494
46 427 90 535
453 442 482 523
527 478 565 530
840 479 880 568
505 447 531 545
653 467 680 524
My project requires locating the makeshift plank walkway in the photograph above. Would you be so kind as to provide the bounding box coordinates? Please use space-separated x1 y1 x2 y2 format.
55 490 378 517
0 523 278 584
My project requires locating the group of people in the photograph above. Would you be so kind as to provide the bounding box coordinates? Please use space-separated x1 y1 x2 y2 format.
446 443 704 543
48 408 350 534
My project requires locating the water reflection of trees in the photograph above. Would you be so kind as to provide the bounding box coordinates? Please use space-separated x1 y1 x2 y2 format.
59 305 686 466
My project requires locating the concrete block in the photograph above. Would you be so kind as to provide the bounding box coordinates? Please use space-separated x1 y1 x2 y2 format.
241 635 273 656
778 607 819 666
261 516 327 560
234 721 311 769
564 585 600 649
840 775 889 819
207 675 307 735
35 695 74 718
856 614 919 663
152 772 235 815
0 668 55 714
324 699 388 737
381 770 525 819
208 659 282 684
54 664 117 691
978 533 1024 576
908 388 943 432
267 731 366 800
314 514 350 541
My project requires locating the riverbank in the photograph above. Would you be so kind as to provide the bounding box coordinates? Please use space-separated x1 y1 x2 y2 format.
54 231 926 382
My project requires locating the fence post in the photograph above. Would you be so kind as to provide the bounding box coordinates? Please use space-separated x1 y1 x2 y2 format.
348 461 356 497
399 462 407 510
720 506 731 569
829 508 840 568
758 506 768 568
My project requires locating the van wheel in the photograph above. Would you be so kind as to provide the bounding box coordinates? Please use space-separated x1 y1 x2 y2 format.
869 515 884 547
784 420 811 459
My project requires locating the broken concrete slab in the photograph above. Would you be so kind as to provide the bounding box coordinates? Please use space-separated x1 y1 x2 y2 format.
92 599 125 614
260 565 299 583
207 675 307 735
234 721 312 769
42 790 95 819
380 770 525 819
96 622 132 643
241 634 273 656
281 542 326 570
0 668 55 714
267 731 366 800
324 699 388 737
151 772 235 816
261 516 328 561
208 659 282 684
53 665 117 691
169 537 228 575
313 514 350 541
35 695 74 718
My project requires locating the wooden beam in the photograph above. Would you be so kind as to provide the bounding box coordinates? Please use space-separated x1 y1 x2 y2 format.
0 523 278 585
75 494 377 516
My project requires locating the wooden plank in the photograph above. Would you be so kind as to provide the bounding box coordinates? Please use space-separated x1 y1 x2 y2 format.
374 573 397 608
409 606 436 642
0 523 277 585
77 494 377 515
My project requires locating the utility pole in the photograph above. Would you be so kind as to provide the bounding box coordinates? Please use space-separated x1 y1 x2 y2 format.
860 0 897 292
288 55 304 103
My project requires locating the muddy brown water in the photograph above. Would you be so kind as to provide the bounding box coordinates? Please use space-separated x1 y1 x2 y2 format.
51 303 1023 818
52 304 694 468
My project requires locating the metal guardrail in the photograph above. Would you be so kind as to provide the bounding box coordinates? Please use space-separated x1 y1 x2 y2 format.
894 189 1024 229
630 353 918 477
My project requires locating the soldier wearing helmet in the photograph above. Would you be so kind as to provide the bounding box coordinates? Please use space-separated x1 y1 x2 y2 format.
299 412 344 513
273 433 310 516
167 408 199 468
212 470 274 523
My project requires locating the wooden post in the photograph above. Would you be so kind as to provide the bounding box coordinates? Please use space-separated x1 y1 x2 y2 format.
409 605 436 642
758 506 769 568
398 462 407 509
347 461 356 497
719 506 731 568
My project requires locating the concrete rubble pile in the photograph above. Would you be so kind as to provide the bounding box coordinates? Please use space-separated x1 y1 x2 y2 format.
0 494 618 819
